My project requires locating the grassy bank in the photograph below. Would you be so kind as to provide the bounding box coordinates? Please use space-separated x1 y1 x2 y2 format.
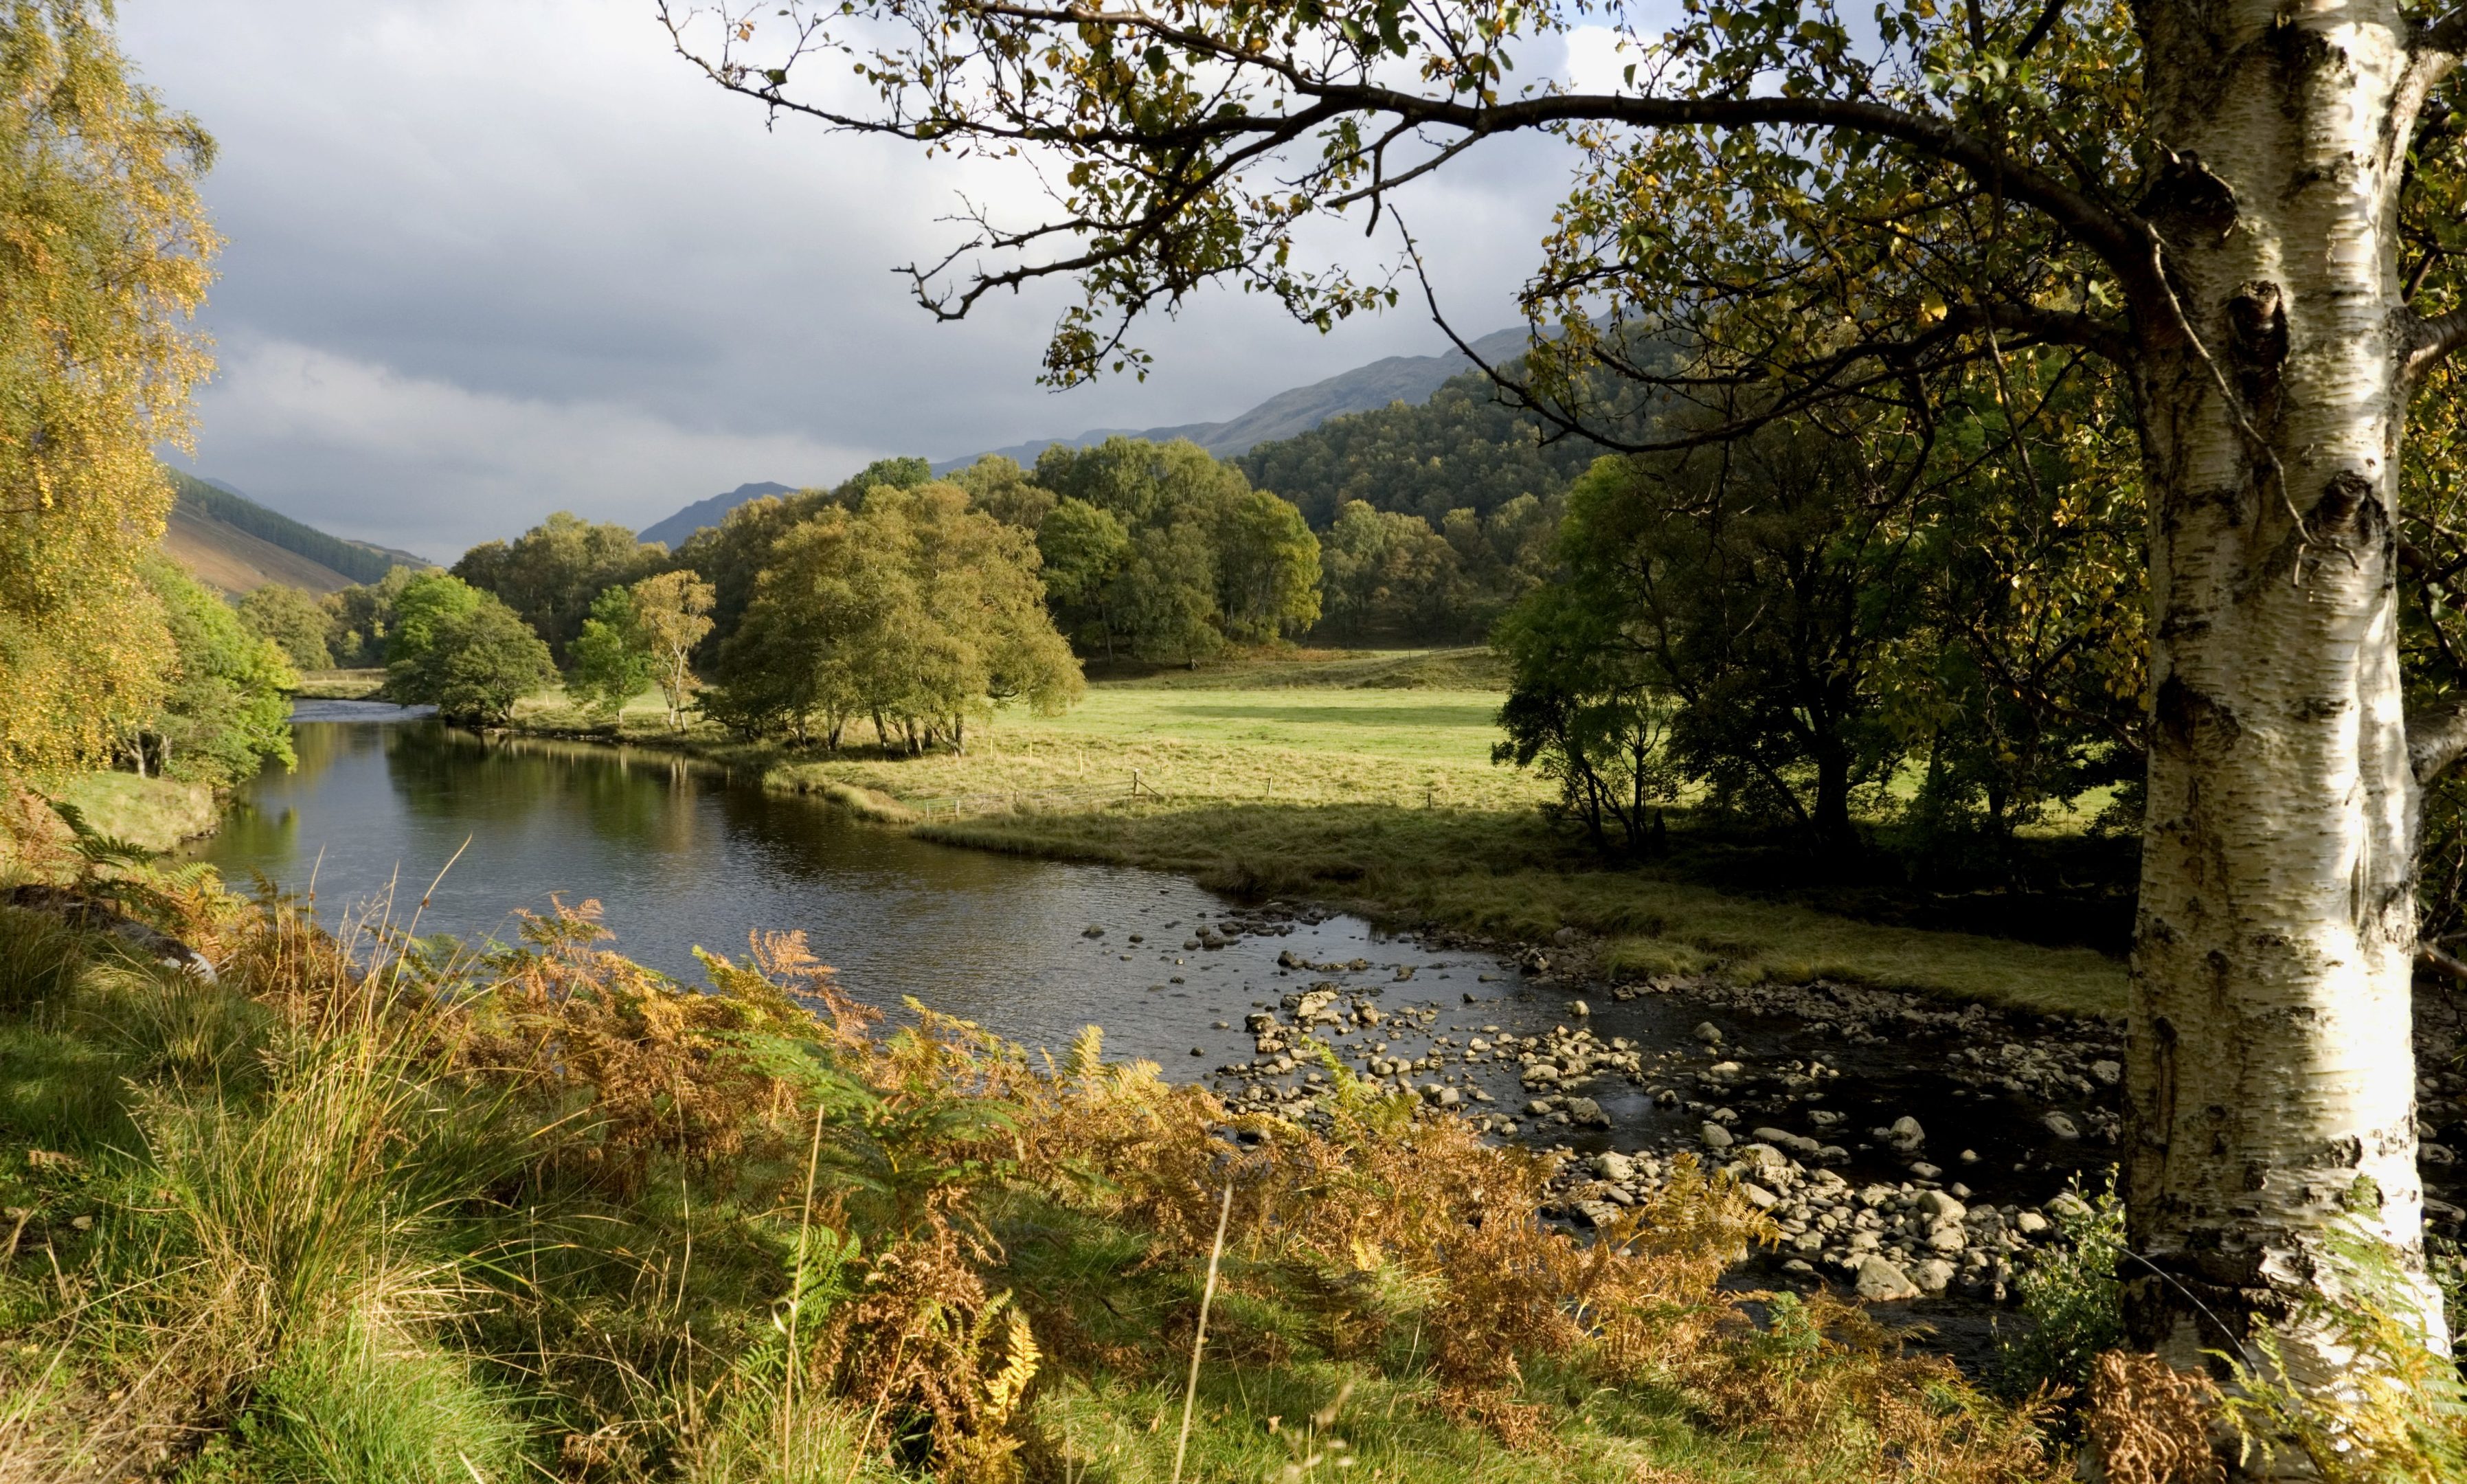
503 648 2128 1020
0 872 2070 1482
46 772 218 853
292 667 386 700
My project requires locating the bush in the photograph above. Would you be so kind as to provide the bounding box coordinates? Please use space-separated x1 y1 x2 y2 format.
1996 1172 2125 1408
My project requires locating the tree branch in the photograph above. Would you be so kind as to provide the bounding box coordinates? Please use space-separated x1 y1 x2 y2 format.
2420 938 2467 984
2409 699 2467 783
2406 304 2467 381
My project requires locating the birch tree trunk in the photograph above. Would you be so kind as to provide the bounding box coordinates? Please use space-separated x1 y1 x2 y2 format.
2128 0 2453 1379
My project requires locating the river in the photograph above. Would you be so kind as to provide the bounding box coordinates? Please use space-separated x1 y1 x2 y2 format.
191 704 1468 1069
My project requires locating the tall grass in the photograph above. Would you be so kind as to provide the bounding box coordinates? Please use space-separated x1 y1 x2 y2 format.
0 881 2080 1482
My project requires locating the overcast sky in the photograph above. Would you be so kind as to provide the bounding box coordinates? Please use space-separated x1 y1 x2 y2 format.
124 1 1630 559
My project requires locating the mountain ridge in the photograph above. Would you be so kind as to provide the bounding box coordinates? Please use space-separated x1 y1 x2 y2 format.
638 482 798 549
631 328 1533 549
164 471 432 595
929 326 1533 473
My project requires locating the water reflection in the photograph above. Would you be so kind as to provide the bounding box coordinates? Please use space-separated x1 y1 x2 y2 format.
192 717 1434 1067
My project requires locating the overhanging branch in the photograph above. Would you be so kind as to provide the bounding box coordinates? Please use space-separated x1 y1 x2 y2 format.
2409 699 2467 783
2405 304 2467 381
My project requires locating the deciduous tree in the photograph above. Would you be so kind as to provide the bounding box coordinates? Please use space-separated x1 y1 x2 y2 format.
631 570 717 730
238 583 337 673
567 585 655 721
455 513 656 661
0 1 215 775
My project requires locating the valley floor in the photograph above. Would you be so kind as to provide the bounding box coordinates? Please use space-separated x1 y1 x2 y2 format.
500 647 2127 1020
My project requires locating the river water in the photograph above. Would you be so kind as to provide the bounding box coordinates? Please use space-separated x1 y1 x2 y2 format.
191 705 1477 1070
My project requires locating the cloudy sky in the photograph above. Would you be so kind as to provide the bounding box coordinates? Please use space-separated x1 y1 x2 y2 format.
124 1 1626 559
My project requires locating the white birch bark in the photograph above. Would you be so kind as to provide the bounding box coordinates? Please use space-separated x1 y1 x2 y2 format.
2129 0 2454 1381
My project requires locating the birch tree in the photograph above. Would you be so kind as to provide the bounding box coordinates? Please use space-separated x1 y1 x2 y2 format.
666 0 2467 1384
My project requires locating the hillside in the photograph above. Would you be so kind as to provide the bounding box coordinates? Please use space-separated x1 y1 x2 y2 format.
638 480 795 548
160 470 429 594
636 330 1542 549
932 325 1534 473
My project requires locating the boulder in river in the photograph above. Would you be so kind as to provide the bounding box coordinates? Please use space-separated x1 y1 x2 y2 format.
1855 1256 1920 1301
1700 1121 1735 1151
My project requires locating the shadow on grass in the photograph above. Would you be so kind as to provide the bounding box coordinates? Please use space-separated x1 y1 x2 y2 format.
929 801 2128 1019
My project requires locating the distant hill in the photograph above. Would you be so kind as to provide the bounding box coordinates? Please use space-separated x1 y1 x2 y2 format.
638 481 797 550
931 326 1535 473
632 330 1535 550
161 470 430 595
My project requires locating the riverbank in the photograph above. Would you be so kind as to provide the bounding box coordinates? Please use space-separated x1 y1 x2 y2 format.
501 649 2128 1020
0 881 2080 1481
46 772 218 853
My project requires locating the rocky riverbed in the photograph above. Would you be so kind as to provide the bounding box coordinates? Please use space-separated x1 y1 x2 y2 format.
1113 898 2467 1366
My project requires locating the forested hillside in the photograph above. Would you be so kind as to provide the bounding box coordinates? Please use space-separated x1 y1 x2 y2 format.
1237 363 1605 528
164 469 427 589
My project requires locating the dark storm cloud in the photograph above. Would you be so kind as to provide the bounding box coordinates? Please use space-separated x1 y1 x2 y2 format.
124 0 1606 556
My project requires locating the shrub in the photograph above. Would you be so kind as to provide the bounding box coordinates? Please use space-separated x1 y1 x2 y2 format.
1996 1171 2126 1407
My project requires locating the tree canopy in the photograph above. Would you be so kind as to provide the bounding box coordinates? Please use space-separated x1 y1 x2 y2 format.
455 512 662 662
710 482 1082 747
0 1 216 776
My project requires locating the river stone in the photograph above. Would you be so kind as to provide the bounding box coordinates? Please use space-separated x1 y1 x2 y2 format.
1569 999 1590 1018
1854 1256 1921 1301
2091 1059 2122 1085
1889 1114 1926 1147
1564 1097 1610 1128
1082 925 1105 937
1700 1121 1735 1151
2042 1111 2082 1139
1570 1200 1623 1228
1693 1022 1722 1044
1294 989 1340 1023
1915 1190 1966 1224
1753 1127 1821 1158
1911 1258 1957 1295
1739 1182 1779 1211
2047 1191 2093 1222
2014 1210 2051 1235
1592 1151 1636 1182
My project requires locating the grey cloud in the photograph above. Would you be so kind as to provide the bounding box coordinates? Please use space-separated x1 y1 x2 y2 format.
127 0 1590 553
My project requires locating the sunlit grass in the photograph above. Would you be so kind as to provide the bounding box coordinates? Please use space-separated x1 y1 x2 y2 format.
496 647 2127 1018
46 772 217 853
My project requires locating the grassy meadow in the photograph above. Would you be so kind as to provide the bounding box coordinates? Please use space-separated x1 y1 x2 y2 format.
502 648 2128 1020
